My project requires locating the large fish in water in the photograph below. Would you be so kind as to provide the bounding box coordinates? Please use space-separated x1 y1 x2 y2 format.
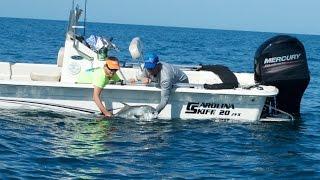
115 103 158 120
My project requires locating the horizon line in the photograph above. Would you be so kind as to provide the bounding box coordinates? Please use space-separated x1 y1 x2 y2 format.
1 16 318 36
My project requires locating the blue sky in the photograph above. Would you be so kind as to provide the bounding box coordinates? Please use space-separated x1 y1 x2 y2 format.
0 0 319 35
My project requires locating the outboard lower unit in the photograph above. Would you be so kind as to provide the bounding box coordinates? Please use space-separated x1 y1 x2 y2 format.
254 35 310 117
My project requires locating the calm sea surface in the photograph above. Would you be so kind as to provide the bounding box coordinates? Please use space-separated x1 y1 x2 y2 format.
0 17 319 179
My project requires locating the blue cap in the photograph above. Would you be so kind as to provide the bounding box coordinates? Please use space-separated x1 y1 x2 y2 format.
144 53 159 69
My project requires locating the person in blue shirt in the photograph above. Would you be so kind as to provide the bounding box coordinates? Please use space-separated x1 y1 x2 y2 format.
138 53 189 114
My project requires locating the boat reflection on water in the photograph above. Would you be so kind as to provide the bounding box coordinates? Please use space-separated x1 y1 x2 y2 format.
1 107 315 178
1 108 113 157
0 107 171 157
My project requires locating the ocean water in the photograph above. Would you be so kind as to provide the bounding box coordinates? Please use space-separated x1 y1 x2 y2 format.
0 17 319 179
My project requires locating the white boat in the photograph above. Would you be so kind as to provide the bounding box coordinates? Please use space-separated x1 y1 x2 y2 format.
0 2 310 122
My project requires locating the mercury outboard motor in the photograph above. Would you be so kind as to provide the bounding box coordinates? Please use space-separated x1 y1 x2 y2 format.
254 35 310 117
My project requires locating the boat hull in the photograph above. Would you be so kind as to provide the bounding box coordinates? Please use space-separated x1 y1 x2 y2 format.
0 81 275 121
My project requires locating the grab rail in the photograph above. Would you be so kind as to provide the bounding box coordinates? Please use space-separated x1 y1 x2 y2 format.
71 36 94 61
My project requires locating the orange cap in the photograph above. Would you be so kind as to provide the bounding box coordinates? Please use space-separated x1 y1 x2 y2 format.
105 59 120 70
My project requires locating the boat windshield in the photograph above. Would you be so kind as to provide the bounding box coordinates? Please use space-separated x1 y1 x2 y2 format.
67 5 83 36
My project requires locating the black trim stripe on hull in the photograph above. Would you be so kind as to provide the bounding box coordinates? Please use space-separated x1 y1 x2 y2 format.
0 98 97 114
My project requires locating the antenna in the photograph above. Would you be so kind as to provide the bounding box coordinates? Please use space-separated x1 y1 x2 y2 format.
83 0 87 36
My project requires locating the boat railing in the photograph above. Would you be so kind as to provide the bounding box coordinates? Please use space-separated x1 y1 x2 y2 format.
72 36 94 61
66 0 94 61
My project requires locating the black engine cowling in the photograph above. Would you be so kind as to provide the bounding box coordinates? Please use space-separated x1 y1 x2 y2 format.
254 35 310 117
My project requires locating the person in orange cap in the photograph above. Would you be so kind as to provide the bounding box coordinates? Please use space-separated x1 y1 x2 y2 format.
77 56 121 117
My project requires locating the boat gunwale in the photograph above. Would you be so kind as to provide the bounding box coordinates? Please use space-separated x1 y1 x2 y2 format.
0 79 278 96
